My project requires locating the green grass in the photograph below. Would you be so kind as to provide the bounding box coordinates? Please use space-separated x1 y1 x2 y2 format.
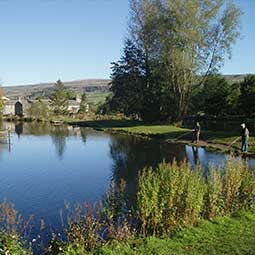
87 92 110 104
0 232 31 255
55 211 255 255
113 124 190 137
82 120 255 154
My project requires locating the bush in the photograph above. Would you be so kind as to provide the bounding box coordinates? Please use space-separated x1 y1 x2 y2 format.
137 162 206 235
137 158 255 236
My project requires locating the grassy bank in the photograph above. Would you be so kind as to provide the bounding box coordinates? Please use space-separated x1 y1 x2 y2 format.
2 117 255 155
70 119 255 155
57 211 255 255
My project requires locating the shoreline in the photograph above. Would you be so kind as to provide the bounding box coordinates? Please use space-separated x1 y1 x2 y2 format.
68 119 255 158
2 117 255 158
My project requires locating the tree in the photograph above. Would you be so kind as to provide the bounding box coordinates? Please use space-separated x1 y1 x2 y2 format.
189 75 240 116
50 80 69 115
27 101 50 119
79 93 88 113
202 75 232 116
128 0 242 121
0 89 4 115
239 75 255 116
109 39 146 119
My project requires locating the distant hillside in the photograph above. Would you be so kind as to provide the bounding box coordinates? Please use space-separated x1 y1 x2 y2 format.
223 74 249 83
2 79 111 100
1 75 251 101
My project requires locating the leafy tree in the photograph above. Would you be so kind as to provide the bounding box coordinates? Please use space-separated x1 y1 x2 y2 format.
128 0 242 121
239 75 255 116
78 93 88 113
27 101 50 119
50 80 69 115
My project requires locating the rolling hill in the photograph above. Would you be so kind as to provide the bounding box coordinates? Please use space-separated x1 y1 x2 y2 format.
1 74 251 103
2 79 111 104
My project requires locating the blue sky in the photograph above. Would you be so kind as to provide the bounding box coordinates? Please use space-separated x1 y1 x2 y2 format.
0 0 254 86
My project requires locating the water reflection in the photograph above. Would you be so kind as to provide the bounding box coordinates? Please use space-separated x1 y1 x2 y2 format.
0 122 87 159
51 126 69 159
109 135 188 205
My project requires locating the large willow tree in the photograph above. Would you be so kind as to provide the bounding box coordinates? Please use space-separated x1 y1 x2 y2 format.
110 0 241 122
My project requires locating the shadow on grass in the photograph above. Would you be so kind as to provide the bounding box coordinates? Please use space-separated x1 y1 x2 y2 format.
77 119 146 128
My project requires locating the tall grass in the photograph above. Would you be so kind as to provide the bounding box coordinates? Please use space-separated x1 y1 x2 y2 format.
0 199 33 255
137 158 255 236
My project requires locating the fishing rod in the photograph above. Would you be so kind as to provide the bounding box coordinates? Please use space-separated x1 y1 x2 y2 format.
229 136 240 148
174 130 193 141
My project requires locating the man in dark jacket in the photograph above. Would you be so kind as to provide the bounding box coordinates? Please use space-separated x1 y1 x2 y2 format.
192 122 200 143
240 123 249 153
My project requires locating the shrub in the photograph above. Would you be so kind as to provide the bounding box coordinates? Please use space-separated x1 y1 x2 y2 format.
204 168 223 220
223 159 245 214
137 158 255 235
137 161 206 235
0 200 33 255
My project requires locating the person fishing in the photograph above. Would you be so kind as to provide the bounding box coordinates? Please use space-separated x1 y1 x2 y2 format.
192 122 200 144
240 123 249 153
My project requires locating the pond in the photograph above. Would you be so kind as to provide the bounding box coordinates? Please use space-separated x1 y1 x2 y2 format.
0 121 254 241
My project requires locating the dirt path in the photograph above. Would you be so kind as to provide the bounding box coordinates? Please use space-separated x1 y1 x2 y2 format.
166 138 255 157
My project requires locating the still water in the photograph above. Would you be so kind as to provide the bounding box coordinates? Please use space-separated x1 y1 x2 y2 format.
0 122 254 238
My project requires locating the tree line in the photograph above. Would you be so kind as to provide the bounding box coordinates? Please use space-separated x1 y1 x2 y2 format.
101 0 242 122
189 74 255 117
0 80 88 118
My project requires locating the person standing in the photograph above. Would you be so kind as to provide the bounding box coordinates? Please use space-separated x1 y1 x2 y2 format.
192 122 201 143
240 123 249 153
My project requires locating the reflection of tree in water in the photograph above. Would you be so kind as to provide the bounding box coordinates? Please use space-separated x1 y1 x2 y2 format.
51 126 69 159
23 122 52 136
109 134 187 208
80 127 87 144
24 122 69 159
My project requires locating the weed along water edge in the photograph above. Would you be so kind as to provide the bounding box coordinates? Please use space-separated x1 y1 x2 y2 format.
0 121 255 254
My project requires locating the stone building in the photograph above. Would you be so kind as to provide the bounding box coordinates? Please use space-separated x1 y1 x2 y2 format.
2 97 31 116
1 95 89 116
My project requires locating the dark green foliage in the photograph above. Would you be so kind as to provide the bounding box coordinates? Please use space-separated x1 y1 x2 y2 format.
50 80 69 116
239 74 255 116
190 75 232 116
108 39 146 120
